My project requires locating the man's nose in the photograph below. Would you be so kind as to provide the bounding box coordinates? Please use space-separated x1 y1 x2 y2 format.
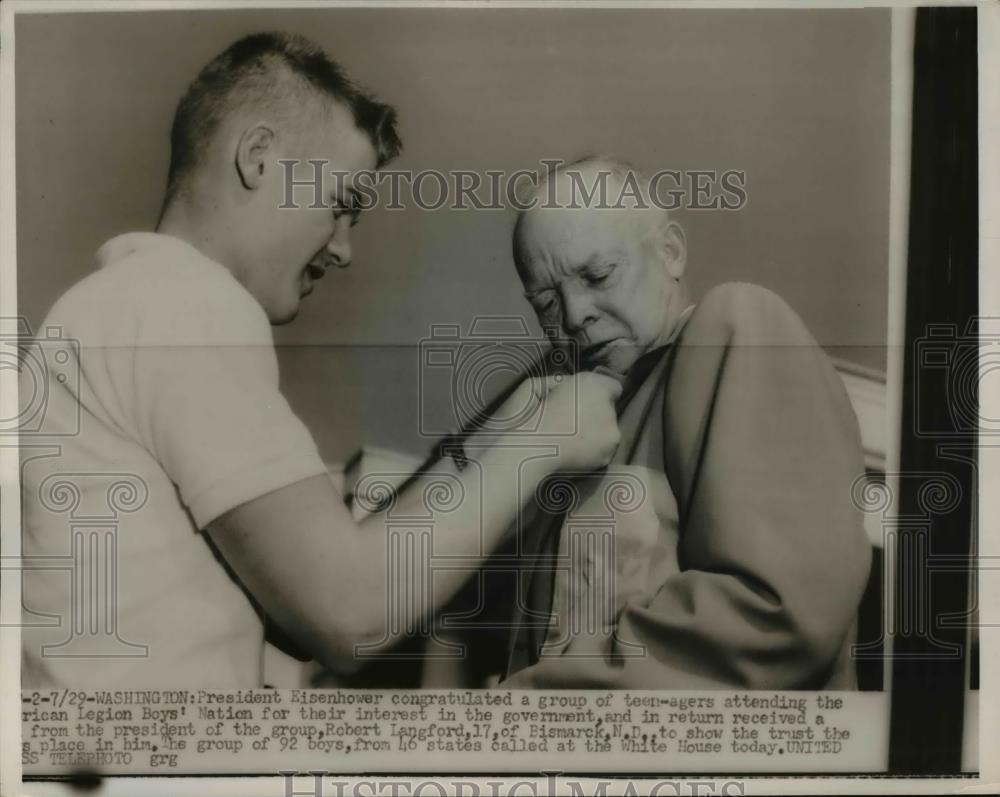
325 224 352 268
561 286 597 334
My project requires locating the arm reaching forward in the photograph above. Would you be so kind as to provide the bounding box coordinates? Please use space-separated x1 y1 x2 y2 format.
205 372 622 674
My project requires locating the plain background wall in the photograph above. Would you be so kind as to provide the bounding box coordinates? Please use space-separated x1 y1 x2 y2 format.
15 7 890 464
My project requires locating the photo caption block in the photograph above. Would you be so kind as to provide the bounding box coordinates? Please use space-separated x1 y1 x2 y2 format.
21 689 889 774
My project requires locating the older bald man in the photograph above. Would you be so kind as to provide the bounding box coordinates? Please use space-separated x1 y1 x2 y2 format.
499 157 873 689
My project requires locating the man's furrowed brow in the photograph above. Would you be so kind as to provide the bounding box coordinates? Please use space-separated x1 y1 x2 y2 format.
576 251 623 272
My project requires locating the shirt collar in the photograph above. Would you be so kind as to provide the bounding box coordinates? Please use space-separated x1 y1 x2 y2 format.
616 303 697 412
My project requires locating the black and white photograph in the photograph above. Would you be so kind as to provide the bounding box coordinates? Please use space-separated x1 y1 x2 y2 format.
0 0 994 794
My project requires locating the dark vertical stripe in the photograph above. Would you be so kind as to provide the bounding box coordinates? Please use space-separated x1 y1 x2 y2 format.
889 6 978 774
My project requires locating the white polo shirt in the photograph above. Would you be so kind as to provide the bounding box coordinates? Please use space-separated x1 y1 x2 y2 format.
21 233 328 688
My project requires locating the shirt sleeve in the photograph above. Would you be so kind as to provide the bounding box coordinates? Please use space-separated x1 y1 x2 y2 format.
127 270 328 529
503 283 873 689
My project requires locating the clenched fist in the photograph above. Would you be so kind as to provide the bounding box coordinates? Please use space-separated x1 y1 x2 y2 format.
500 371 622 472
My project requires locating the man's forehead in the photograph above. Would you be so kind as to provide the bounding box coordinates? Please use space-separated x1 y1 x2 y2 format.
519 205 634 256
517 212 632 290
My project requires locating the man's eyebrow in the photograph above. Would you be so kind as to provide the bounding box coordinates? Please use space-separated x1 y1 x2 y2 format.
576 252 622 271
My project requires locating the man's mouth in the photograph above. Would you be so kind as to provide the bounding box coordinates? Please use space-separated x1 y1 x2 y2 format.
582 339 616 364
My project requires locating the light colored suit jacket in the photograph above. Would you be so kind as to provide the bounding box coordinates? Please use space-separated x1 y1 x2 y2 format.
502 282 873 689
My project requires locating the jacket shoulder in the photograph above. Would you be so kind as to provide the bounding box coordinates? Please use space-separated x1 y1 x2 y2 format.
689 282 813 345
697 281 794 320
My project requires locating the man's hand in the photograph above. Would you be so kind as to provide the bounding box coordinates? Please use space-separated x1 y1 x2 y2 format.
205 364 621 676
500 371 622 471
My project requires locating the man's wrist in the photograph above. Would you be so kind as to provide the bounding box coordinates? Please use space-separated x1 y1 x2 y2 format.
471 436 562 479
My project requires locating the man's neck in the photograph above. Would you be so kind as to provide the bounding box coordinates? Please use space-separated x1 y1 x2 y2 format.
617 300 696 414
617 345 671 415
156 194 238 275
657 284 691 345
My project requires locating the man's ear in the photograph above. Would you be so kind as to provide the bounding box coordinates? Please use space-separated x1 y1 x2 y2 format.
653 214 687 281
235 123 276 191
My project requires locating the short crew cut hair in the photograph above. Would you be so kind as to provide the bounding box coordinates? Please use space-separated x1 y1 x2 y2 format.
166 31 401 198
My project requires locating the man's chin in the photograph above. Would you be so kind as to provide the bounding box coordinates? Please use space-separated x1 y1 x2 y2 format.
587 349 639 377
267 300 302 326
